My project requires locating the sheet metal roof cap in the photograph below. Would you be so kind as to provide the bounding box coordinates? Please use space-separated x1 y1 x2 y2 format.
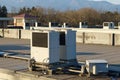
0 17 13 21
13 14 36 18
86 59 108 63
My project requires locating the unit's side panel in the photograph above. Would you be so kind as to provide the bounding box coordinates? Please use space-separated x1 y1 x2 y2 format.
66 30 76 60
49 31 60 63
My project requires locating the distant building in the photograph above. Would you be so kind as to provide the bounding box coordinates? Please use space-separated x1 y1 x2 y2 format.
13 14 37 29
0 18 13 28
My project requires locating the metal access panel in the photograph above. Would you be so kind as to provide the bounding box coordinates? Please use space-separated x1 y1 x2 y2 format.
31 31 60 64
59 30 76 60
66 30 76 60
60 32 66 45
59 32 66 60
32 32 48 47
109 22 114 29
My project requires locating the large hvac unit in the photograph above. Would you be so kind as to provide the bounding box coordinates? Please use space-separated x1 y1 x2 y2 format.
31 30 60 64
59 29 76 61
103 22 114 29
86 60 108 75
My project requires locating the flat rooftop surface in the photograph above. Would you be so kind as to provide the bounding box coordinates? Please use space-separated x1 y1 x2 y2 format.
0 38 30 54
0 38 120 64
76 44 120 65
0 57 28 70
0 38 119 80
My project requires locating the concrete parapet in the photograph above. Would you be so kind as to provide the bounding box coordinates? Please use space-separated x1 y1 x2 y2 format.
0 68 56 80
0 29 32 39
84 32 113 45
1 28 120 46
76 32 84 43
0 68 15 74
4 29 19 38
76 31 114 45
21 30 32 39
0 29 3 37
75 29 120 46
114 33 120 46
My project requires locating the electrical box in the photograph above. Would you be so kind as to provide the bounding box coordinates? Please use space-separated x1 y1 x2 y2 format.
103 22 115 29
118 22 120 29
79 22 88 28
58 29 76 61
31 30 60 64
86 59 108 75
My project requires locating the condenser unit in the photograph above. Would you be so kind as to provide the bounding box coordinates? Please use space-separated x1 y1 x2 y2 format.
31 30 60 64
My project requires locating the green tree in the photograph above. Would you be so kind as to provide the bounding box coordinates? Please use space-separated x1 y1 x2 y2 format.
1 5 7 17
17 6 120 27
0 6 2 17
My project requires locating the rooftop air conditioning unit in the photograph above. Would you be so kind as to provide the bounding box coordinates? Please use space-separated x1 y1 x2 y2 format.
31 30 60 64
79 22 88 28
103 22 114 29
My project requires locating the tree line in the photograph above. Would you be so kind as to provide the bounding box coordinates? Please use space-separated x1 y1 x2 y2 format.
0 5 7 17
10 7 120 27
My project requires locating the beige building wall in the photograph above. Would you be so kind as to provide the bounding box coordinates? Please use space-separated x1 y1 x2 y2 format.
14 17 36 29
14 18 24 27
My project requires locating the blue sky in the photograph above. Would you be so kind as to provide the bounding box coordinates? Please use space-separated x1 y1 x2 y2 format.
93 0 120 4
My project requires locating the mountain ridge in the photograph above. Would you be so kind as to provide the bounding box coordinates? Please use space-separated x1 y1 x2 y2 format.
0 0 120 12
